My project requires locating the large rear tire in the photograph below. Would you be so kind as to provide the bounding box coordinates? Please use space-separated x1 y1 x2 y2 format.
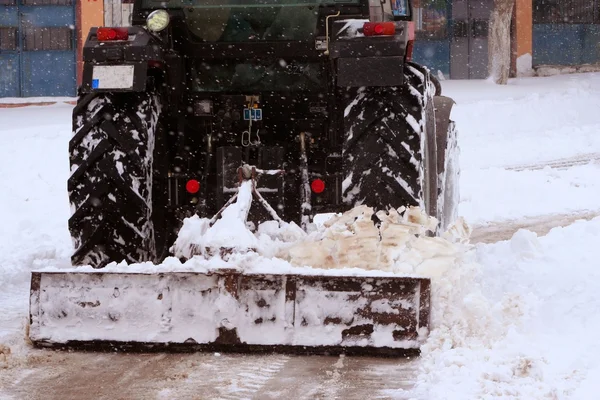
342 65 436 213
68 92 164 268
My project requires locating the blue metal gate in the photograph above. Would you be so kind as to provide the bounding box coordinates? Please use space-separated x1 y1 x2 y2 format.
412 0 452 77
533 0 600 66
0 0 75 97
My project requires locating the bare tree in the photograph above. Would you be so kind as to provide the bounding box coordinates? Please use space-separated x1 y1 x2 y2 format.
488 0 515 84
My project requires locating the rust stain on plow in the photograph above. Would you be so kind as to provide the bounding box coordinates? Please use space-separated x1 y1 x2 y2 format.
77 301 101 308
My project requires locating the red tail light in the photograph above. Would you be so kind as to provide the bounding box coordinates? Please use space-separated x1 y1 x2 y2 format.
406 40 414 61
148 60 163 68
186 179 200 194
363 22 396 37
97 27 129 41
311 179 325 194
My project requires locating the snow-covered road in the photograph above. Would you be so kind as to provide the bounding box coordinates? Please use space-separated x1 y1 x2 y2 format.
1 352 418 400
450 74 600 223
2 73 600 399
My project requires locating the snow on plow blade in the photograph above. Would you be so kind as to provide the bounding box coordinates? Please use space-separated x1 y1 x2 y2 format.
29 270 430 355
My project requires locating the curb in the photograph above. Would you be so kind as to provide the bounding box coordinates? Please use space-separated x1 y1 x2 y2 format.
535 63 600 77
0 101 76 109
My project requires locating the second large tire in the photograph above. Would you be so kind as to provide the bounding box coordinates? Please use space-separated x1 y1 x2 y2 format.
342 64 436 213
68 92 164 268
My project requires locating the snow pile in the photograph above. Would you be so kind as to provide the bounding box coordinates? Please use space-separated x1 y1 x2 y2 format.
172 180 306 261
173 181 259 258
172 191 471 277
0 104 73 365
286 205 470 274
412 217 600 399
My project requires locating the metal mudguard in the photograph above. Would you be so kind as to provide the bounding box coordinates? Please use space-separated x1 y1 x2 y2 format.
331 20 409 87
80 27 164 93
337 56 405 87
433 95 456 173
29 270 430 355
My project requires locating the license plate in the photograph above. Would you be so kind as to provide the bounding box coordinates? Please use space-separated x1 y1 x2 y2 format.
92 65 135 89
244 108 263 121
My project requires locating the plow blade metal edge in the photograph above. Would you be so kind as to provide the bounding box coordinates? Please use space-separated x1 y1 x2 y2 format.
29 270 430 356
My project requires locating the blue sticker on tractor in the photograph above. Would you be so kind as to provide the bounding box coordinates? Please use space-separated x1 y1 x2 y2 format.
92 79 99 89
392 0 408 16
243 108 263 121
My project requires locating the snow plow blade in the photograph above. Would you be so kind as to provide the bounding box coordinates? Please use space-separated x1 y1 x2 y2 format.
29 270 430 356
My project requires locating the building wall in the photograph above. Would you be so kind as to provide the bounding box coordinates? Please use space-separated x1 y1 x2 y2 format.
0 0 77 97
104 0 133 27
515 0 533 75
532 0 600 67
78 0 103 85
411 0 452 77
412 0 495 79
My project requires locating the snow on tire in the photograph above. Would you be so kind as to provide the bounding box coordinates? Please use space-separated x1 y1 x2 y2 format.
342 65 433 211
68 92 161 267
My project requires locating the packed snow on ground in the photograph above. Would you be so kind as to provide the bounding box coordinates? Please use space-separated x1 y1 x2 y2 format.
445 73 600 224
411 217 600 400
2 74 600 400
0 104 73 362
460 164 600 224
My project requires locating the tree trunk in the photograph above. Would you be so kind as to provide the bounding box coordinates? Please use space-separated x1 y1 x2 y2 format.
488 0 515 84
